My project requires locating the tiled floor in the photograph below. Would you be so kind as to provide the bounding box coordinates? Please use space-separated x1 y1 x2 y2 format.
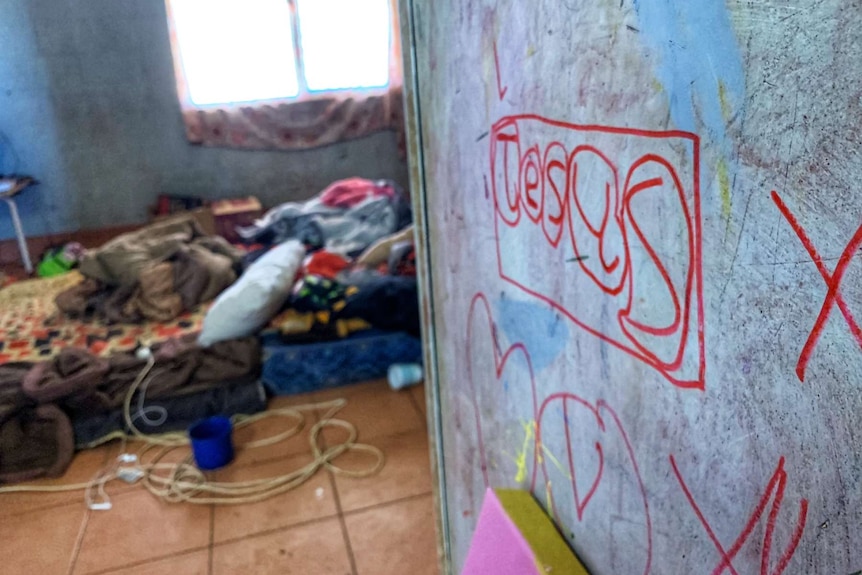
0 380 439 575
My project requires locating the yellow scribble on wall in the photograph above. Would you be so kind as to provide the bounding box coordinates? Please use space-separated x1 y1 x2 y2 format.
545 480 557 522
651 78 664 93
718 158 732 219
510 421 573 485
541 444 573 481
514 421 536 484
718 80 733 123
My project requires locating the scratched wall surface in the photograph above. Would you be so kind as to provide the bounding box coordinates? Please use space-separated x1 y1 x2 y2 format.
409 0 862 573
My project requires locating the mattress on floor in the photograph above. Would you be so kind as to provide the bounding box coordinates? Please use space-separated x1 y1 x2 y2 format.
261 330 423 396
73 377 267 448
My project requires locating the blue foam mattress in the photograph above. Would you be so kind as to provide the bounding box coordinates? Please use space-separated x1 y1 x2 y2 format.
261 330 423 395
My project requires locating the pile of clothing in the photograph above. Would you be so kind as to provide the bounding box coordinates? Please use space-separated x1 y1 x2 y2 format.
269 224 419 342
238 178 412 257
0 336 261 482
56 215 243 324
195 178 420 348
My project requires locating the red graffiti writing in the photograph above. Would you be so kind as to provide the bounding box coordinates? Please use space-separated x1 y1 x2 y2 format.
493 41 507 101
535 392 653 575
489 115 705 389
464 292 540 488
539 393 605 522
670 455 808 575
771 190 862 381
463 292 653 575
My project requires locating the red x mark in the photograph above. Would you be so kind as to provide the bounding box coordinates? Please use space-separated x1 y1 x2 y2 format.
670 455 808 575
771 190 862 382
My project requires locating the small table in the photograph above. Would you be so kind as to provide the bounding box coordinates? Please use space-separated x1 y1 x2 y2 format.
0 177 35 274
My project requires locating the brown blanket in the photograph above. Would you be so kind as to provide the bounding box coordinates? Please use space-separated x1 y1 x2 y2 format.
0 336 261 483
0 361 74 484
22 336 260 415
56 215 243 324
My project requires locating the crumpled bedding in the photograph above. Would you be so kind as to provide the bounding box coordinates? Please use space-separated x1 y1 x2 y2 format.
73 378 266 449
0 336 261 483
0 363 72 484
237 178 412 256
56 215 243 324
24 336 260 416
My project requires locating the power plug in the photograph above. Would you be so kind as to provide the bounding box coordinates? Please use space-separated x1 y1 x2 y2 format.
88 500 112 511
117 453 144 483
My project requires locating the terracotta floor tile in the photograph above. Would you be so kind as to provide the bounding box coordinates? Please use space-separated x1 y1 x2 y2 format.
0 445 111 515
0 380 438 575
229 394 321 467
311 380 425 441
0 502 86 575
212 453 338 544
94 549 209 575
126 441 194 467
73 490 211 574
410 382 427 417
268 393 321 411
345 495 440 575
98 440 196 496
212 518 352 575
333 430 432 513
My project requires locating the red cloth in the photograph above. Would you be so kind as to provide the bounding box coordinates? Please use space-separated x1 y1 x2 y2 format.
319 178 394 209
302 250 351 280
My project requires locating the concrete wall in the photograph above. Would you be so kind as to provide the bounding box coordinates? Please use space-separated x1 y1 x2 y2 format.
0 0 75 237
408 0 862 573
0 0 407 240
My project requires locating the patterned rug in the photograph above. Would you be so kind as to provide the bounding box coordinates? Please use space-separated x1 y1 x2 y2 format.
0 271 208 363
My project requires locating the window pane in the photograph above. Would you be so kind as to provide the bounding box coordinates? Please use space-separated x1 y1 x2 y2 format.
297 0 391 92
172 0 298 105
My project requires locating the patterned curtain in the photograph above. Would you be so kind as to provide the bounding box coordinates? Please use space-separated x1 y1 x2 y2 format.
164 0 404 152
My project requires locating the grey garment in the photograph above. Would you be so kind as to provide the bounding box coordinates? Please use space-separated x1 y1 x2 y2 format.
310 196 399 256
239 194 402 257
238 196 339 245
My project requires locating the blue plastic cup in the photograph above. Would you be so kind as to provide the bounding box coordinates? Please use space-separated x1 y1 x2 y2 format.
188 416 234 470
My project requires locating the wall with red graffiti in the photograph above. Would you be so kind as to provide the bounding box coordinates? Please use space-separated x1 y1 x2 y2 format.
406 0 862 573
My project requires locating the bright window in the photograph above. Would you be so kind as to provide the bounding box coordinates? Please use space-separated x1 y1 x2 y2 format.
171 0 392 107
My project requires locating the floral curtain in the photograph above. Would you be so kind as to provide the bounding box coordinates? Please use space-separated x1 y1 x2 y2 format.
164 0 404 152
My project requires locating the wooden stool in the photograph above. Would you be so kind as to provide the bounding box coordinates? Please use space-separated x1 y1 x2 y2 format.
0 177 35 274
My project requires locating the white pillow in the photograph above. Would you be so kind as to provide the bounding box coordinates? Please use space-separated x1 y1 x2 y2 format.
198 240 305 346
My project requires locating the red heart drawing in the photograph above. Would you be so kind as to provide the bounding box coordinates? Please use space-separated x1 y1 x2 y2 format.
533 392 653 575
536 392 605 521
464 292 540 488
463 292 652 575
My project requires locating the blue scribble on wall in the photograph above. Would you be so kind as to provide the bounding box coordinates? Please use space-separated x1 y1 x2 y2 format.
631 0 745 145
496 297 569 372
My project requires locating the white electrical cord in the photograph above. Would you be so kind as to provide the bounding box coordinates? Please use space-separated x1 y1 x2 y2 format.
132 360 168 427
0 349 385 508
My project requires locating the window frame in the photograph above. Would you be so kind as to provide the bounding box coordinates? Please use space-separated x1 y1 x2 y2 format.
166 0 400 110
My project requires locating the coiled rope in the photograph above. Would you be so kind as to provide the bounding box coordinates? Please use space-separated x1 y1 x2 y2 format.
0 354 385 508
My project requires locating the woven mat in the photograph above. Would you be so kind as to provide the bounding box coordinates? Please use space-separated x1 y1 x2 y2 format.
0 271 208 363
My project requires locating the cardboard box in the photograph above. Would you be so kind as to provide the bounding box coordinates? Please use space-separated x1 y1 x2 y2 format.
211 197 263 243
152 207 216 237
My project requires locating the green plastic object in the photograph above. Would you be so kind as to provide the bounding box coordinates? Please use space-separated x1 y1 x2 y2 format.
37 250 74 278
